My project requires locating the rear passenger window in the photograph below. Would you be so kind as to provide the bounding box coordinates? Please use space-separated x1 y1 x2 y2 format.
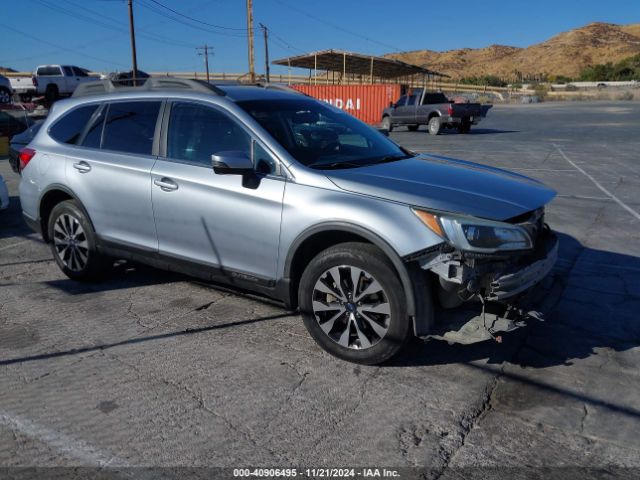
101 101 161 155
49 104 99 144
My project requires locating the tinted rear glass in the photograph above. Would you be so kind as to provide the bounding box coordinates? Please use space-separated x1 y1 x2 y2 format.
37 66 62 76
101 101 161 155
423 93 449 104
49 104 99 144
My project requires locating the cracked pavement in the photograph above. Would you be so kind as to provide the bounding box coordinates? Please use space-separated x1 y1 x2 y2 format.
1 101 640 478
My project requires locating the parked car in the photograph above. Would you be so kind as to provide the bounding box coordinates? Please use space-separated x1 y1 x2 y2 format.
7 74 37 102
0 74 13 104
19 78 558 364
381 89 483 134
0 109 33 138
9 121 43 174
0 175 9 211
107 69 150 87
33 65 99 102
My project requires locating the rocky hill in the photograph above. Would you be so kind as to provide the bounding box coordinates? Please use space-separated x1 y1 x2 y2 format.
386 22 640 80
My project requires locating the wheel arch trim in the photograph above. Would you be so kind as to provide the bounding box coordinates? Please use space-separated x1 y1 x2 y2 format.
283 222 417 317
38 184 95 242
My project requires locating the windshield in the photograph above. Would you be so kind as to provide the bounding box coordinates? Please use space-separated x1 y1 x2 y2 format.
237 98 411 169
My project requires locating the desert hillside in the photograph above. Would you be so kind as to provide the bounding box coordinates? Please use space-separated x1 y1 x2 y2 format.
386 22 640 80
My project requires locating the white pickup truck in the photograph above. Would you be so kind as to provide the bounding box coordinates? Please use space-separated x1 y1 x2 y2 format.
33 65 99 101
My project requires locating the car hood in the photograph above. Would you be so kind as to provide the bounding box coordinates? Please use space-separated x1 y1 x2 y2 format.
325 153 556 221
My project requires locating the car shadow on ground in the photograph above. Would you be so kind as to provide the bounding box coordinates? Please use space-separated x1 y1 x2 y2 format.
390 232 639 370
0 196 33 239
438 128 520 135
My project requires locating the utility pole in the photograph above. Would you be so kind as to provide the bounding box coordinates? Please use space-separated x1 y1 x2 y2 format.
246 0 255 83
127 0 138 85
259 23 270 83
196 45 214 83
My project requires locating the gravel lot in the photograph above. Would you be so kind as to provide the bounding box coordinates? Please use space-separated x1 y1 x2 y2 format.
1 101 639 478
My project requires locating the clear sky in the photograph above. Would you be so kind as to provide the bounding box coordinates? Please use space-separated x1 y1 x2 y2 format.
1 0 639 75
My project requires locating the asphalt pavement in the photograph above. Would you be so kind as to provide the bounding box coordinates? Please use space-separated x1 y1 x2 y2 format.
1 101 639 479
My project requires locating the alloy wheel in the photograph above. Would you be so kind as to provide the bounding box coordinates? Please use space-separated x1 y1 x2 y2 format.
53 213 89 271
312 265 391 349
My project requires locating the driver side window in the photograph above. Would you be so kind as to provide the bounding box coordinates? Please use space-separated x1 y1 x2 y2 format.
167 102 251 167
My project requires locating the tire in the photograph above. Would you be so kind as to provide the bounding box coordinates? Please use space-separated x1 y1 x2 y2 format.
298 242 411 364
381 116 393 132
407 124 419 132
0 87 11 104
47 200 107 281
458 122 471 134
428 116 442 135
45 84 59 103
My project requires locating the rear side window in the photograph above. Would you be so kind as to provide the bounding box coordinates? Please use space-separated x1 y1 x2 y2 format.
37 66 62 76
72 67 88 77
49 104 100 144
101 101 161 155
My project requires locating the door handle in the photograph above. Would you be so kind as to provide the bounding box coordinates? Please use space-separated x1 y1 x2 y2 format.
154 177 179 192
73 161 91 173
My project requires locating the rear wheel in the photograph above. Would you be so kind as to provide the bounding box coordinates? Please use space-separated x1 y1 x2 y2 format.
48 200 107 281
0 87 11 104
298 242 411 364
45 84 59 103
458 122 471 134
381 116 393 132
428 117 441 135
407 124 419 132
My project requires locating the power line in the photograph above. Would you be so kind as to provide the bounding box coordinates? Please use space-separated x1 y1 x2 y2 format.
137 0 248 38
272 0 402 52
34 0 197 49
59 0 197 48
0 23 127 68
264 25 305 54
145 0 248 31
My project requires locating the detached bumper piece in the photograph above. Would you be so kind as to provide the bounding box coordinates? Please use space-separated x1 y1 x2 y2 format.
427 306 545 345
488 231 559 301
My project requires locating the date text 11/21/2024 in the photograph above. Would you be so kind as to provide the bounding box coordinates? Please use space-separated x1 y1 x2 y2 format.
233 468 401 478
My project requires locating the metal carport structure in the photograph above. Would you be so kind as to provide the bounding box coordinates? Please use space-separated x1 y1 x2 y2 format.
272 49 447 85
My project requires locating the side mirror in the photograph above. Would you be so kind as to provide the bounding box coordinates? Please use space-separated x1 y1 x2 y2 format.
389 101 394 108
211 151 253 175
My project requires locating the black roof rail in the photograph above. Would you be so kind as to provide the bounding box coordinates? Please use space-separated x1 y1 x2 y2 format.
73 77 226 98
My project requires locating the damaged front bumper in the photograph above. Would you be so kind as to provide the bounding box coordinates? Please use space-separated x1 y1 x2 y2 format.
488 234 558 300
412 227 558 344
418 226 559 303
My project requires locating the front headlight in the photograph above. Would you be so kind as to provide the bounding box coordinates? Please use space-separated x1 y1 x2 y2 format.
412 209 533 253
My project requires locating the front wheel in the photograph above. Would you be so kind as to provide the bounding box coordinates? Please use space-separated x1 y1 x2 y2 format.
298 242 411 364
48 200 108 281
381 116 393 132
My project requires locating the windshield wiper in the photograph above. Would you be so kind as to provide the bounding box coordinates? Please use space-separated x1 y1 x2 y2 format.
307 161 364 170
368 154 412 165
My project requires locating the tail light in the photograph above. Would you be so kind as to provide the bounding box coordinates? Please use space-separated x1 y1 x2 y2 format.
447 104 454 116
19 148 36 171
32 76 38 87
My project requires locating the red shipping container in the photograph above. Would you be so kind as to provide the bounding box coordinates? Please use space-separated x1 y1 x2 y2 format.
291 84 401 125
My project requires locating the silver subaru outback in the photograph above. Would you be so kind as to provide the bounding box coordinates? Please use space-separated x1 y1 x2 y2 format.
19 78 558 364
